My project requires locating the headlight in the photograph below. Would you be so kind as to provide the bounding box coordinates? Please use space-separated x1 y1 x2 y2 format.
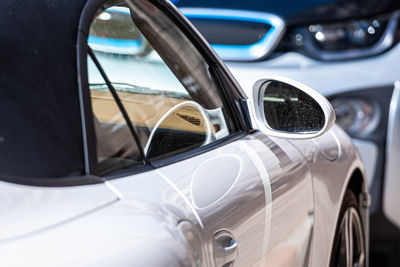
330 98 380 135
280 11 399 61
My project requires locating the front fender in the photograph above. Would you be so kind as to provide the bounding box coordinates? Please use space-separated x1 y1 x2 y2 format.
289 124 368 267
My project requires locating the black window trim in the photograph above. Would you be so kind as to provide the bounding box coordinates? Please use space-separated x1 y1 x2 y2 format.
77 0 252 179
160 0 251 130
77 29 97 177
0 173 104 187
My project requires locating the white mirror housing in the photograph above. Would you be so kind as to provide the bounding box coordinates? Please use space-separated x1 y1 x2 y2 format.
252 75 336 139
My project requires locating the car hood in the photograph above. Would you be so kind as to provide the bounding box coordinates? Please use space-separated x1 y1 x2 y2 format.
0 181 118 242
176 0 400 25
225 46 400 97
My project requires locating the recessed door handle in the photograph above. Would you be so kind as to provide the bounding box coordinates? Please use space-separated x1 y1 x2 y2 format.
213 230 238 266
223 239 237 254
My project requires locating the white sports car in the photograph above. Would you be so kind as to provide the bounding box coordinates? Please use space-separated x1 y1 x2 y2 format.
0 0 368 266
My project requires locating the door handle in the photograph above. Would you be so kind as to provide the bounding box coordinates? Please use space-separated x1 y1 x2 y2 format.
223 239 237 254
213 230 238 267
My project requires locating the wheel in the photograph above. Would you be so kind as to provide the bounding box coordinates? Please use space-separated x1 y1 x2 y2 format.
330 190 366 267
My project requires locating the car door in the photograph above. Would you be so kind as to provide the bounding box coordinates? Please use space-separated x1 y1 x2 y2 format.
157 132 314 267
79 1 314 266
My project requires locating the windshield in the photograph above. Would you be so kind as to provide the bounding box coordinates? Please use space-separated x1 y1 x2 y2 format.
87 52 190 97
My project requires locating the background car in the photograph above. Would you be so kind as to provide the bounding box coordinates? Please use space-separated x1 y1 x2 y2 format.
174 0 400 265
0 0 367 266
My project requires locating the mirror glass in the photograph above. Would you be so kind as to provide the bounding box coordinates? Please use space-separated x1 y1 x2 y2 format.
262 81 325 133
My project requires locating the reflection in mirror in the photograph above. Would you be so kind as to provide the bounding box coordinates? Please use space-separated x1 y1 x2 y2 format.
262 81 325 133
146 102 210 159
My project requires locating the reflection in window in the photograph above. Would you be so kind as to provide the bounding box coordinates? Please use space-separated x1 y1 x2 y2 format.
87 1 233 174
88 62 141 174
89 57 142 175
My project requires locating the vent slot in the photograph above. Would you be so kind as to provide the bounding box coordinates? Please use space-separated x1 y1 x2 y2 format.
189 18 271 45
177 113 202 126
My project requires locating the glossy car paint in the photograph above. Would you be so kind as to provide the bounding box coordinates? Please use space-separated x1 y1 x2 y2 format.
166 5 369 265
0 181 117 242
147 133 313 266
226 46 400 188
0 133 315 267
246 78 368 267
0 131 366 267
383 82 400 228
291 126 368 267
177 0 400 195
0 0 368 266
0 171 195 266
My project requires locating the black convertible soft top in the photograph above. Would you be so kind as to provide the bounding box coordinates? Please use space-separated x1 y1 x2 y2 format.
0 0 87 178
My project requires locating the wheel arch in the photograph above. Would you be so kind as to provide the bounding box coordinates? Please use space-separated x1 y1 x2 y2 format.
327 167 369 267
347 167 368 204
309 126 370 267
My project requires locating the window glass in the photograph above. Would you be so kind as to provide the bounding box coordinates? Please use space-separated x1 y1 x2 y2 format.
88 56 142 175
87 0 234 171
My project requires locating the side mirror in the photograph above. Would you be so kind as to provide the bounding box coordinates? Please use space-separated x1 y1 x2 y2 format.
252 76 335 139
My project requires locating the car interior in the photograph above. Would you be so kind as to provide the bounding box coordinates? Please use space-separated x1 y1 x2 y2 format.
87 2 233 175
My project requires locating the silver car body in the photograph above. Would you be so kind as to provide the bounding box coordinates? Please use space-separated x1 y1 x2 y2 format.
227 46 399 232
0 1 368 266
0 127 366 267
226 48 400 188
178 6 400 232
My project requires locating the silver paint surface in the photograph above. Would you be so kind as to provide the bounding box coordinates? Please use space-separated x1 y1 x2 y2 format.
0 181 117 242
0 0 369 265
246 74 368 267
383 82 400 228
0 128 367 267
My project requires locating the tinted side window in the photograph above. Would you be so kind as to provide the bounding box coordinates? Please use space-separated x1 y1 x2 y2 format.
87 1 235 172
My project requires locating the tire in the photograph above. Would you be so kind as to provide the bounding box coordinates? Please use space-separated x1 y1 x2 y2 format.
330 190 366 267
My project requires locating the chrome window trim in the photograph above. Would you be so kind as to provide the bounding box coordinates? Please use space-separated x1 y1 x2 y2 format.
301 11 400 61
180 8 286 61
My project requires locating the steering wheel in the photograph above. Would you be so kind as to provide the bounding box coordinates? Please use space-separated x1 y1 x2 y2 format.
143 101 214 157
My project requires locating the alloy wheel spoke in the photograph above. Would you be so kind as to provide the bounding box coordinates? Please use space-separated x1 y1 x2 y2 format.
344 210 353 267
350 208 365 267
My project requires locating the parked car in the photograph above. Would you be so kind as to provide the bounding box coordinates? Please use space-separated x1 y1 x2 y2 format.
175 0 400 265
0 0 368 266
